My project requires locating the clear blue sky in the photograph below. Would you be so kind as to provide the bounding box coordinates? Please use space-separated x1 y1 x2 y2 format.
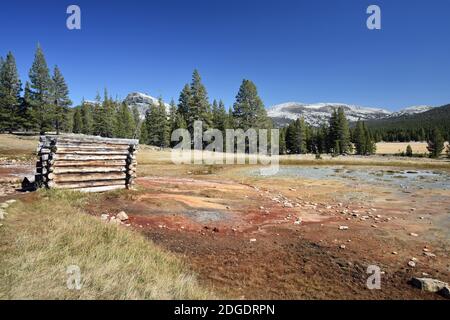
1 0 449 110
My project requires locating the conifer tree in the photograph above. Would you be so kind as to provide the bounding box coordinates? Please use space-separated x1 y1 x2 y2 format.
139 121 149 144
212 99 228 132
187 70 212 132
227 107 234 129
364 123 376 155
286 118 307 154
80 100 94 134
131 105 141 138
427 128 445 158
353 120 366 155
144 98 169 148
72 108 82 133
28 45 53 134
50 65 72 134
328 107 351 155
168 98 178 132
0 51 22 132
20 81 35 131
177 84 191 123
93 89 115 137
232 79 271 130
114 102 135 138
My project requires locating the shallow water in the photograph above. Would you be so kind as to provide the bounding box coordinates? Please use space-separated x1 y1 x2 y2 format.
247 166 450 191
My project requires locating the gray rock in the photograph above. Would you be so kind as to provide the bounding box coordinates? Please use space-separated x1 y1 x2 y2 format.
116 211 129 221
410 277 448 293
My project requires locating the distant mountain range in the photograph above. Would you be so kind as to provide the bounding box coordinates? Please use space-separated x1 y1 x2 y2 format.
109 92 439 129
267 102 434 127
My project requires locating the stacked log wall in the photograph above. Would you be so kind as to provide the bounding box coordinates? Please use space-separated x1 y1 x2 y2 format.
35 135 138 192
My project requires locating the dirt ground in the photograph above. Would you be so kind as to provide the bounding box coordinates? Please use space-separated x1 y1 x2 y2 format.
83 166 450 300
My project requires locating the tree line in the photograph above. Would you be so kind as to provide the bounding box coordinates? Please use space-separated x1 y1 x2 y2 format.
0 46 71 134
280 108 376 156
1 46 448 158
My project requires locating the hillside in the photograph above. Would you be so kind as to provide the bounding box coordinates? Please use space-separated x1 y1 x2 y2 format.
366 104 450 141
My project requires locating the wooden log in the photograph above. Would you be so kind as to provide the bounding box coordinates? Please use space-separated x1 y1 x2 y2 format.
53 150 130 155
51 179 126 189
78 185 127 193
48 135 138 145
53 145 131 151
50 172 126 182
52 160 127 167
52 154 129 161
52 166 127 174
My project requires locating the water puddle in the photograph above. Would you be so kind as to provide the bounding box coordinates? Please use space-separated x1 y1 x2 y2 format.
247 166 450 192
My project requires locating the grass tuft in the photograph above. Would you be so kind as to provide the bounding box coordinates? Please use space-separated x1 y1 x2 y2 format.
0 190 213 299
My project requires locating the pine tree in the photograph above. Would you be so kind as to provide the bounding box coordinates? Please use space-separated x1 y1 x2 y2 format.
177 84 191 123
286 118 307 154
80 100 94 134
115 102 135 138
28 44 53 134
212 99 228 132
0 51 22 132
50 66 72 134
93 89 115 137
427 128 445 158
20 81 35 131
353 120 366 155
72 108 83 133
187 69 212 132
364 123 376 155
131 105 141 138
227 107 234 129
328 107 351 155
232 79 271 130
168 98 178 132
144 98 169 148
139 121 149 144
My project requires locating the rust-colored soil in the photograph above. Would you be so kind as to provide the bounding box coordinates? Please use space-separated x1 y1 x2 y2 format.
86 175 450 300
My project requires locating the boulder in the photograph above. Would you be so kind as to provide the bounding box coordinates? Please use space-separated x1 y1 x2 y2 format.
410 277 448 293
116 211 129 221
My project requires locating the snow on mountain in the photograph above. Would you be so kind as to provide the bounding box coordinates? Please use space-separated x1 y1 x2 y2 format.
389 105 434 117
268 102 391 127
268 102 435 127
123 92 170 119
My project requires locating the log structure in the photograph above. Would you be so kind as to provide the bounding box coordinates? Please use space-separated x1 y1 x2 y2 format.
35 134 138 192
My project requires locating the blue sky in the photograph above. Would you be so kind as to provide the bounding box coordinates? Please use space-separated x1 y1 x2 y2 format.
1 0 449 110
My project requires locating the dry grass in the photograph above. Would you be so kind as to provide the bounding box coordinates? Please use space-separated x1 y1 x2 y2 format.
0 134 38 159
375 141 449 154
0 190 213 299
